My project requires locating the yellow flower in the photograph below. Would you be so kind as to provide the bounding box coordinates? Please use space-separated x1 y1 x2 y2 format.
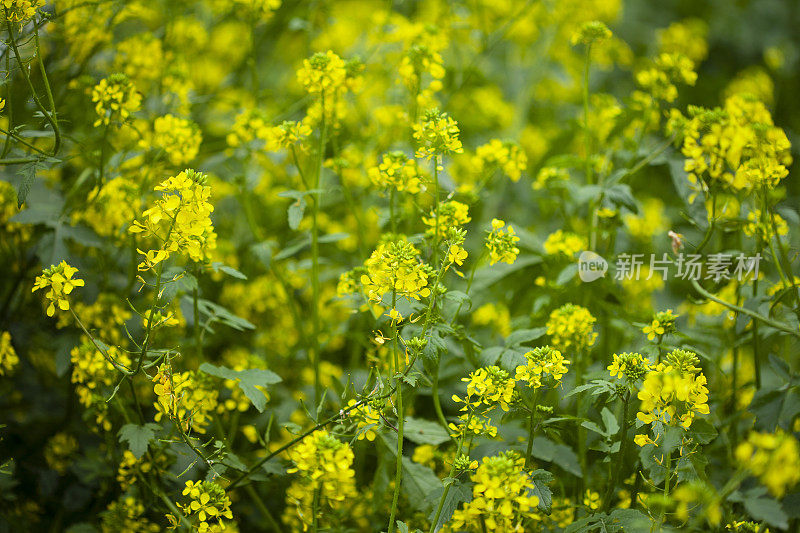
32 261 85 317
360 239 431 304
485 218 520 266
0 331 19 376
169 480 233 531
91 74 142 127
447 244 468 266
608 352 651 384
515 345 571 389
296 50 347 96
2 0 43 24
543 229 586 258
413 108 463 160
450 452 539 531
146 114 203 166
735 430 800 498
368 151 423 193
546 303 598 352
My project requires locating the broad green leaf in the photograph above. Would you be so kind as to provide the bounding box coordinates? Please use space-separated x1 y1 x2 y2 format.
118 423 159 459
404 417 451 446
530 469 554 512
199 363 282 412
426 479 472 532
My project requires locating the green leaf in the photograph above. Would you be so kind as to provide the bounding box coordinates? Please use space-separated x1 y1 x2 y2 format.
402 458 441 511
196 299 256 331
608 508 651 532
210 263 248 280
118 423 159 459
744 496 788 529
555 263 578 286
426 479 472 532
529 469 553 512
688 418 717 444
403 418 451 446
601 407 620 436
604 183 638 214
287 197 306 230
505 327 547 347
16 162 37 208
199 363 282 412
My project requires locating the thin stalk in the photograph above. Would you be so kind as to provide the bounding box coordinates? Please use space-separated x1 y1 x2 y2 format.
311 485 321 532
524 390 540 468
388 290 404 533
602 391 630 511
310 93 327 406
193 264 202 359
245 484 283 533
429 411 472 533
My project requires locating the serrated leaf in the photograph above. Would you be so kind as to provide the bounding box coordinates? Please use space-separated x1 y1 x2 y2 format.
118 423 159 459
427 480 471 532
16 162 36 208
529 469 554 512
601 407 619 436
404 418 451 446
199 363 282 412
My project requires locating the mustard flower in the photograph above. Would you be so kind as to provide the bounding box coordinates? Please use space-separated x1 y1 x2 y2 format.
296 50 347 96
129 169 217 267
367 151 422 193
168 480 233 532
515 345 571 389
472 139 527 182
413 108 463 160
2 0 43 24
543 229 586 258
0 331 19 376
449 452 539 532
546 303 598 352
608 352 651 384
735 430 800 498
643 309 678 341
148 114 203 166
32 262 85 317
636 349 709 430
485 218 520 265
360 239 432 308
91 74 142 127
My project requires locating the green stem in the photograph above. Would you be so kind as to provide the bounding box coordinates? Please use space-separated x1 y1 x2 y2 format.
193 264 202 359
429 412 471 533
310 94 327 406
524 390 540 468
388 290 404 533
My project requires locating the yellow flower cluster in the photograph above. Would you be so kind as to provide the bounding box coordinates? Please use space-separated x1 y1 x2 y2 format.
472 303 512 337
735 430 800 498
413 108 463 160
636 349 710 431
636 53 697 103
73 177 139 240
727 521 770 533
361 239 431 306
680 94 791 196
130 169 217 268
472 139 528 182
152 363 219 433
44 432 78 474
71 342 132 431
101 496 161 533
515 345 571 389
367 151 423 193
543 229 586 258
643 309 678 341
148 114 203 166
624 198 666 240
743 209 789 241
91 74 142 127
168 480 233 532
571 20 612 46
296 50 347 96
226 107 272 149
422 200 471 239
116 449 166 491
608 352 651 384
2 0 43 23
398 44 445 94
485 218 520 265
346 398 381 441
461 366 516 411
266 120 312 151
0 331 19 376
546 303 598 352
657 18 708 63
449 452 539 532
32 261 85 317
286 430 356 497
